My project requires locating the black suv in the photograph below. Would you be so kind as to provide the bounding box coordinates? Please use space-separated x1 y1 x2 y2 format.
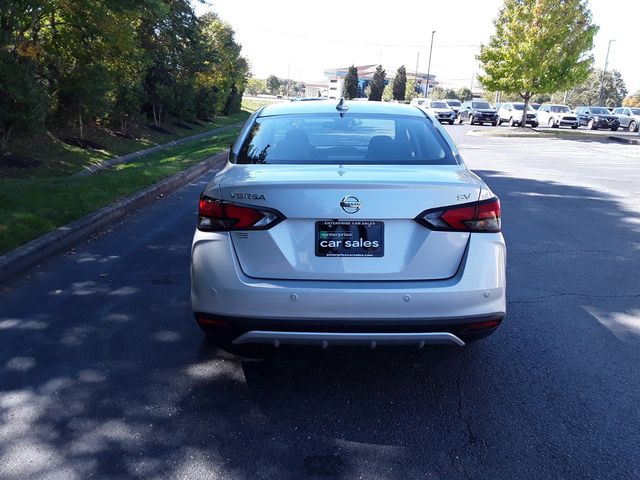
458 100 499 126
575 106 620 131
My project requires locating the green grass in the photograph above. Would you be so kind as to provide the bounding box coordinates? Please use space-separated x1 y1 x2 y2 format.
0 129 240 255
0 98 269 255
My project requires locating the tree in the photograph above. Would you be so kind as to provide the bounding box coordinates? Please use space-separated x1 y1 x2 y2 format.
478 0 597 126
457 87 473 101
343 65 358 99
266 75 280 95
246 77 265 95
623 90 640 108
442 89 458 100
368 65 386 101
0 52 47 153
430 86 445 99
565 68 627 107
392 65 407 101
404 78 420 102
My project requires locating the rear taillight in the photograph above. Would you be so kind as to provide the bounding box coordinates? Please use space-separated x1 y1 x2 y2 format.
416 197 501 233
198 197 284 231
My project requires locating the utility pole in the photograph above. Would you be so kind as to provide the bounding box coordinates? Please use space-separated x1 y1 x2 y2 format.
598 39 615 105
286 63 291 98
425 30 436 98
414 51 420 91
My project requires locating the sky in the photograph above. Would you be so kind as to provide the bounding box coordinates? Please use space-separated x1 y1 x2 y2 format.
194 0 640 94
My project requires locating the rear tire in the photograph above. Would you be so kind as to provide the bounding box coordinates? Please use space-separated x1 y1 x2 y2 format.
571 125 578 129
457 114 464 124
629 120 637 132
610 126 618 131
491 121 498 126
508 117 515 127
531 122 539 128
469 115 475 125
548 118 557 128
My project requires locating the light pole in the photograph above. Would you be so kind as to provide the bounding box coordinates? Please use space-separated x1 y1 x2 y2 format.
425 30 436 98
598 39 615 105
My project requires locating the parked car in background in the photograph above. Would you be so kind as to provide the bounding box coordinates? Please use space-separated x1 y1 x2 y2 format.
457 100 499 126
575 106 620 131
536 104 578 129
411 98 456 124
191 100 506 352
613 107 640 132
529 103 541 111
444 99 462 114
497 102 539 127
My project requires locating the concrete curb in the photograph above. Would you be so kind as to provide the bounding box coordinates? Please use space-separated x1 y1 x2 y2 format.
0 151 228 285
73 123 240 177
608 135 640 145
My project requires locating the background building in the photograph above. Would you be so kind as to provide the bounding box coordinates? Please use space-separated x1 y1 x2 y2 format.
304 65 437 99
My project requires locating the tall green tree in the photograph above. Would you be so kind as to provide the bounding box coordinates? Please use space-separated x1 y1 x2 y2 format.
368 65 386 101
565 68 627 107
457 87 473 101
404 77 422 102
430 86 445 99
0 52 47 153
392 65 407 101
246 77 265 95
266 75 280 95
478 0 597 126
442 89 458 100
343 65 358 99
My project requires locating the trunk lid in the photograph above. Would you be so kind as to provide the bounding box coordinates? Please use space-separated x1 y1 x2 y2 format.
219 164 482 281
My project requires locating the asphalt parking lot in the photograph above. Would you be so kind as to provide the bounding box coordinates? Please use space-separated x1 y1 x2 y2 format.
1 125 640 479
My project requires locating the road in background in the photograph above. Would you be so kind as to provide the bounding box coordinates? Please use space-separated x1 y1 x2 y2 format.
1 125 639 479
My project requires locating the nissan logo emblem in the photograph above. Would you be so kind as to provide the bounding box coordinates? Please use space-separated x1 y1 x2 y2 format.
340 195 361 214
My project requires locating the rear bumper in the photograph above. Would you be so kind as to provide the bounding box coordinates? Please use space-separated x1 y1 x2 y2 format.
194 312 504 347
191 231 506 343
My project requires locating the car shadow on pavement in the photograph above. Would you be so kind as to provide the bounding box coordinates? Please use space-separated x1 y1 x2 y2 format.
0 172 639 479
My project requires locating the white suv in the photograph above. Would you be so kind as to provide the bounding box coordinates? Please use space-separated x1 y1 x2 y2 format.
410 98 457 124
536 104 578 129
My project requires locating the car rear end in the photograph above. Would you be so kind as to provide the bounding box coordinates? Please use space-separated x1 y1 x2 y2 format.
191 101 506 349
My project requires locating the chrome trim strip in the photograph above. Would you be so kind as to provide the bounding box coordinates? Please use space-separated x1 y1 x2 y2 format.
232 331 465 347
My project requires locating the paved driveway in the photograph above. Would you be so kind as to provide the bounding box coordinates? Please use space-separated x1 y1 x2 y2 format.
1 126 639 479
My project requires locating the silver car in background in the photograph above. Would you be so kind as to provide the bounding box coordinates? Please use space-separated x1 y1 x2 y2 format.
191 100 506 352
613 107 640 132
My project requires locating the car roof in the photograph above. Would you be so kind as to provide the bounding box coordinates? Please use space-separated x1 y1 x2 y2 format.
258 100 425 117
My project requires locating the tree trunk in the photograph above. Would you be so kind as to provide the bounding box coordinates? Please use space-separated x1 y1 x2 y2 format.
1 126 12 153
521 93 531 128
78 110 84 139
152 104 158 127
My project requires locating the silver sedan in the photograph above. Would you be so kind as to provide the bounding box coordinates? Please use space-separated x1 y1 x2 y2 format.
191 100 506 352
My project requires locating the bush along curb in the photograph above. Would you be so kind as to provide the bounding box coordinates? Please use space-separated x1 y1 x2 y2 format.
72 124 240 177
0 151 228 285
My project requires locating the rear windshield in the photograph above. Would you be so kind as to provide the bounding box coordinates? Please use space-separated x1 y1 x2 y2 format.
430 101 448 108
632 109 640 115
235 114 457 165
550 106 571 113
446 100 461 106
472 102 491 109
590 107 610 114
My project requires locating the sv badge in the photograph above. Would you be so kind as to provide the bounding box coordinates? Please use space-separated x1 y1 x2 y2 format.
457 194 471 201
